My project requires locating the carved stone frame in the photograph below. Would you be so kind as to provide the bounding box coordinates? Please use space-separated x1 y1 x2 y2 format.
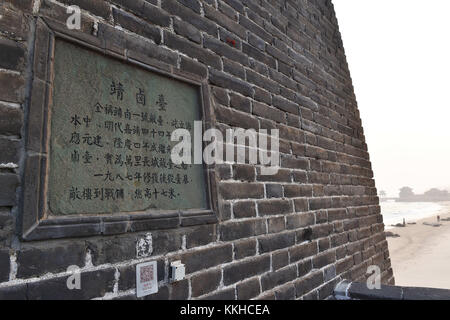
20 18 218 241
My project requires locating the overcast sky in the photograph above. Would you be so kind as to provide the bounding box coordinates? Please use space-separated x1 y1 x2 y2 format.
333 0 450 197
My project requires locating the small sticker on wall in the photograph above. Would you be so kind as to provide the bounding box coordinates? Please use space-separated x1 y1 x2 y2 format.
136 261 158 298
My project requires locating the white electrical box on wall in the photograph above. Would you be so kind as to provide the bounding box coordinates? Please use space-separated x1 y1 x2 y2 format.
170 260 186 282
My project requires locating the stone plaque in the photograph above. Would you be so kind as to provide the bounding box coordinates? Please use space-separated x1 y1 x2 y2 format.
47 40 208 215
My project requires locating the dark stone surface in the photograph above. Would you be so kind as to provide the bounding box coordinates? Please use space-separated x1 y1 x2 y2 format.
201 287 235 300
0 250 10 282
58 0 111 19
261 265 297 291
185 224 216 249
272 250 289 271
347 282 403 300
275 284 295 300
266 184 283 198
112 8 161 44
0 138 20 164
17 242 86 278
86 235 136 266
220 220 257 241
0 38 25 70
233 201 256 219
0 103 23 136
191 268 221 297
180 244 232 274
223 255 270 286
170 279 189 300
0 283 27 300
258 232 296 253
402 286 450 300
27 268 116 299
236 278 260 300
234 239 256 260
0 173 19 206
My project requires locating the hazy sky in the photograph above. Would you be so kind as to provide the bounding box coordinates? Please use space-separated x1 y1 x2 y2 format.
333 0 450 197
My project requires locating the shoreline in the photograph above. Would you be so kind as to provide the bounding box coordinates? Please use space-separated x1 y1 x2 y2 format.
382 201 443 230
386 201 450 289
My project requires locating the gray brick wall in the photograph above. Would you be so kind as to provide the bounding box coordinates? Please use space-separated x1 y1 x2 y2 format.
0 0 394 300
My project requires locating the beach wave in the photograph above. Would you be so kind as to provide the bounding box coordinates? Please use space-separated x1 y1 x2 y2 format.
381 201 442 229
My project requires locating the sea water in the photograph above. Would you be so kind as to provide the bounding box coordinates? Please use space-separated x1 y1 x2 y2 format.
381 201 442 229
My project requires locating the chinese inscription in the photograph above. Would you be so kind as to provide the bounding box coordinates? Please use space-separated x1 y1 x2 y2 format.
48 40 208 215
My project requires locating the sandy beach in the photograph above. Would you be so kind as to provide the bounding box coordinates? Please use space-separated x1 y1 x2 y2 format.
386 201 450 289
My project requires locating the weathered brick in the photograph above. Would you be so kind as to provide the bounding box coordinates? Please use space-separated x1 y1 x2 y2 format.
186 224 216 249
0 72 25 103
261 265 297 291
266 184 283 198
237 277 261 299
257 199 293 216
294 271 324 297
312 250 336 269
164 31 221 69
233 164 255 181
273 95 299 115
256 168 291 182
284 185 313 198
275 284 296 300
4 0 34 12
179 56 207 78
272 250 289 271
268 216 285 233
212 87 230 107
0 249 10 282
233 201 256 218
239 15 272 43
112 8 161 44
17 242 86 278
286 212 315 229
258 232 295 253
0 103 22 135
58 0 111 19
253 101 286 123
210 69 254 97
204 4 246 38
170 279 189 300
191 268 222 297
216 104 260 129
181 245 232 273
86 235 136 266
162 0 217 36
0 173 19 206
27 268 116 299
234 239 257 259
223 255 270 285
0 39 25 71
0 6 29 40
230 93 251 113
173 18 202 43
297 259 313 277
223 58 246 79
294 199 309 212
202 287 235 300
219 182 264 200
221 220 258 241
289 241 318 263
244 39 274 64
